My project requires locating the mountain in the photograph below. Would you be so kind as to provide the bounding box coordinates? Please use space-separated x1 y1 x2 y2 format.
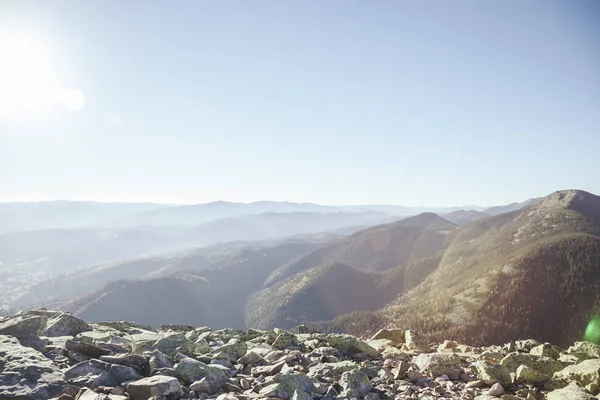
245 256 441 330
186 211 399 246
263 213 454 288
109 201 342 227
318 190 600 347
59 242 318 328
442 210 490 225
483 198 539 216
0 201 168 233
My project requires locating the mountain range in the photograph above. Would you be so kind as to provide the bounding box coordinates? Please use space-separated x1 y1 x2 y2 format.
4 190 597 348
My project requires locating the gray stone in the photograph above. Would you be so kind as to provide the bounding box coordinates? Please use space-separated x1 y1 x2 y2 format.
413 353 461 379
500 352 563 375
259 372 316 399
473 360 511 385
325 334 379 357
64 359 143 388
175 357 228 385
340 369 372 395
554 359 600 395
44 313 91 337
405 330 429 351
515 364 550 383
0 315 47 338
217 339 247 359
487 383 505 396
272 332 299 350
152 333 196 357
369 328 404 345
126 375 181 400
65 338 111 358
18 336 46 352
0 334 66 400
100 353 148 370
547 382 596 400
145 349 173 375
568 342 600 360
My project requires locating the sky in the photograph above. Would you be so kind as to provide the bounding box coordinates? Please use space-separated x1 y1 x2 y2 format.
0 0 599 207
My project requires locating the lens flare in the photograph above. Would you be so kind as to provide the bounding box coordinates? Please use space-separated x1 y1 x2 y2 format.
585 317 600 343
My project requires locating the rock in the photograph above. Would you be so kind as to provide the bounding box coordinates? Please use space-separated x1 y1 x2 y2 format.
260 373 316 399
487 382 505 396
413 353 461 379
369 329 405 345
190 374 227 394
547 382 597 400
0 335 66 399
18 335 46 352
437 340 459 352
500 352 563 375
340 369 373 395
64 359 143 388
554 359 600 394
568 342 600 360
152 333 196 357
325 334 379 357
530 343 561 359
515 339 542 352
66 338 111 358
145 349 173 375
216 394 238 400
307 361 358 378
238 350 264 365
100 353 147 370
126 375 181 400
473 361 511 385
76 387 129 399
291 389 312 400
44 313 91 337
516 364 551 383
405 330 429 351
0 315 47 338
175 357 228 385
218 338 248 358
272 332 299 350
365 339 394 352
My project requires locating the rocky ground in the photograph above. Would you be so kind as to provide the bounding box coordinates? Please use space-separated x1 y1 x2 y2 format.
1 310 600 399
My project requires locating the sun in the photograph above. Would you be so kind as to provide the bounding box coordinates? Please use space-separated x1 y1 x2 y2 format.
0 33 84 118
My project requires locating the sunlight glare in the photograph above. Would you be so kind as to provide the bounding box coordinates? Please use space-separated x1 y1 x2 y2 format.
58 88 85 112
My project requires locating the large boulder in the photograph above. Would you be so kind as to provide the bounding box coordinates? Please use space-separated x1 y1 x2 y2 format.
64 359 143 388
515 364 551 383
369 329 404 345
44 313 91 337
65 338 111 358
547 382 597 400
152 334 196 357
216 338 247 358
174 357 228 385
272 332 299 350
500 352 563 375
405 330 429 351
339 369 372 395
413 353 461 379
126 375 181 400
100 353 148 371
473 361 511 385
259 373 317 399
325 334 379 357
568 342 600 360
554 359 600 395
0 335 66 399
0 315 46 338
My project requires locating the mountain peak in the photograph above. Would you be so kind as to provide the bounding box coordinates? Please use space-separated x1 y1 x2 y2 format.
532 189 600 216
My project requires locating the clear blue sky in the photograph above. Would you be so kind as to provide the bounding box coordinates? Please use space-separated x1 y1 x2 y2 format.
1 0 599 207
